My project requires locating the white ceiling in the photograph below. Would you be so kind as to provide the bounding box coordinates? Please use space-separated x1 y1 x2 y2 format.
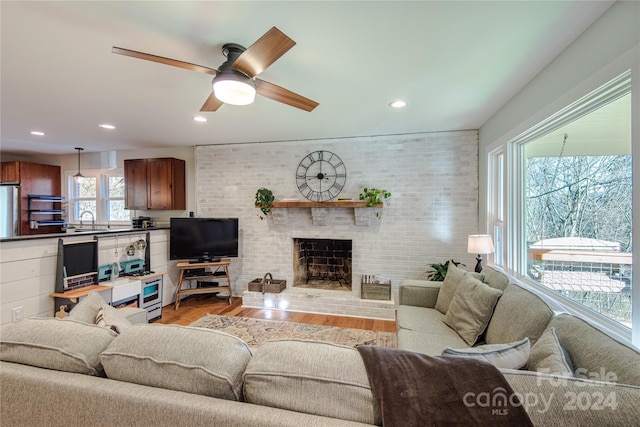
0 1 614 156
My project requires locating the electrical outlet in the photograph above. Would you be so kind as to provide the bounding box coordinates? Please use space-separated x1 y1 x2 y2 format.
11 306 24 323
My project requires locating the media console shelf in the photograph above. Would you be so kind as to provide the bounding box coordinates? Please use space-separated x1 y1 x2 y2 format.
174 259 232 309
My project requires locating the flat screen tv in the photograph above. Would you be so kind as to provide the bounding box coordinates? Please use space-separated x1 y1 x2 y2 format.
170 218 239 263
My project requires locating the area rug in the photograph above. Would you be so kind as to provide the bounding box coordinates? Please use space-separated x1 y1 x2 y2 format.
189 314 397 348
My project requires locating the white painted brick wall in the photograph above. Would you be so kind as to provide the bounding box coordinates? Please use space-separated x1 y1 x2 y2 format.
195 131 479 304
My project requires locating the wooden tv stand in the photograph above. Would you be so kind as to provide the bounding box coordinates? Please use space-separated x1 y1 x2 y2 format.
174 260 232 309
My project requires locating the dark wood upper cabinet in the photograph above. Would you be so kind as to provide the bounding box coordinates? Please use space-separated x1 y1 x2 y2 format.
124 158 185 210
124 159 148 210
1 161 20 183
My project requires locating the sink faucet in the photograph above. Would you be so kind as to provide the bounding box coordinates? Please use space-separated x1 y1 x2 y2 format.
79 211 95 231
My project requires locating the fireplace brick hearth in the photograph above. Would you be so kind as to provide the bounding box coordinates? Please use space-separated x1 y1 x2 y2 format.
241 288 396 320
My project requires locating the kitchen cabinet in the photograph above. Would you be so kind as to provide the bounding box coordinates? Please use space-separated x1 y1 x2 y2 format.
1 162 20 183
124 158 185 210
124 159 148 210
1 161 62 235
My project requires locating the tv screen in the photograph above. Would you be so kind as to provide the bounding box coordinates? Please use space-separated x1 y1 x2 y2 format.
170 218 239 262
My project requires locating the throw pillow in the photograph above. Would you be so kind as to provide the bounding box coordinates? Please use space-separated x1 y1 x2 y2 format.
442 338 530 369
434 264 466 314
0 317 117 376
527 327 574 376
65 290 104 324
100 324 252 401
95 302 132 334
442 275 503 346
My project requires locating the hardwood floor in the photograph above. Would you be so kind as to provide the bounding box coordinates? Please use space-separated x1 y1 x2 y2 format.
156 294 397 333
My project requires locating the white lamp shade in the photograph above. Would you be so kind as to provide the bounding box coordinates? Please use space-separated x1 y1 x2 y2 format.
213 75 256 106
468 234 494 254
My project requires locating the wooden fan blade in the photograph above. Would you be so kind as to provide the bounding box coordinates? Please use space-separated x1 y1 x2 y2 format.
112 47 218 75
200 92 224 112
255 79 318 112
232 27 295 78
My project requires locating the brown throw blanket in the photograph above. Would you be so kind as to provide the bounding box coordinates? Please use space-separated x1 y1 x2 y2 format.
357 345 533 426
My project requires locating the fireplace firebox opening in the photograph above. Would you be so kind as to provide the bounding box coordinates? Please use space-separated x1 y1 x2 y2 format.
293 238 352 290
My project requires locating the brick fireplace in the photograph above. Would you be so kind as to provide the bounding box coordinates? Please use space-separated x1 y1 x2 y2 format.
196 130 479 320
293 238 352 290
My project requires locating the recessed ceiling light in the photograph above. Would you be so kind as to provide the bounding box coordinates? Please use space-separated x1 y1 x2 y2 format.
192 116 207 122
389 100 407 108
30 131 45 136
99 123 116 130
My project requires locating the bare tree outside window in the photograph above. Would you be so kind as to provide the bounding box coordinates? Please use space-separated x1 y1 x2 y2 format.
524 94 632 326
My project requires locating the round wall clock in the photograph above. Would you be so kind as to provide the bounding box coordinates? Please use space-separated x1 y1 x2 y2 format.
295 150 347 202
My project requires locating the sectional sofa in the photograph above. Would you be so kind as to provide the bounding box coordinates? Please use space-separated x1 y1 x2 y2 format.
1 268 640 426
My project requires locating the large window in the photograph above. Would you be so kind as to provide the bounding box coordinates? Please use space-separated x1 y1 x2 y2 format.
495 71 633 333
68 169 130 226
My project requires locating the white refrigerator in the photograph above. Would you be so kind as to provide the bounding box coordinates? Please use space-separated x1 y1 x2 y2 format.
0 184 20 238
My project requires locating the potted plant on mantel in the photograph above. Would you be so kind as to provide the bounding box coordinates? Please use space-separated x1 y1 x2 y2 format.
358 187 391 218
255 188 275 220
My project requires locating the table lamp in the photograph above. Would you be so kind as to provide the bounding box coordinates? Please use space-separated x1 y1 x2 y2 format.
467 235 494 273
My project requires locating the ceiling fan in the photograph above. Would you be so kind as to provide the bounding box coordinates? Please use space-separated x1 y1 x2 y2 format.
112 27 318 112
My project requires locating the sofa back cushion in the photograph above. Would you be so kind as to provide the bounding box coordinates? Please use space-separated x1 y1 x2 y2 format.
100 324 252 401
549 314 640 386
243 339 379 425
0 317 117 376
485 284 553 346
481 266 510 291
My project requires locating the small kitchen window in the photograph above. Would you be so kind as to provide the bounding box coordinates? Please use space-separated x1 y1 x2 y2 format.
67 169 130 227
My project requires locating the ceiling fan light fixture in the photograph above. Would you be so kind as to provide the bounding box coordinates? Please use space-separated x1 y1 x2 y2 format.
212 70 256 106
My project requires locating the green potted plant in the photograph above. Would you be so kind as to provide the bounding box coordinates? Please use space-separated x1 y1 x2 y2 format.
425 259 465 281
358 187 391 218
255 188 275 220
358 187 391 206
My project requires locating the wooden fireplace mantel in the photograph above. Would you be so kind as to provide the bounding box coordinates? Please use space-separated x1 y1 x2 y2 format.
271 201 383 209
257 201 384 226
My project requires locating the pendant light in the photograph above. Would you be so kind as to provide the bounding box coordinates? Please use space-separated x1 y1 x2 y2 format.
73 147 85 180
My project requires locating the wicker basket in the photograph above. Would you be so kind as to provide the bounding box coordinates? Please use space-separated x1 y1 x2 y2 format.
248 273 286 293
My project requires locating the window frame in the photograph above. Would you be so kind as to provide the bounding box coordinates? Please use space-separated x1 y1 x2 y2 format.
493 70 634 343
66 168 130 227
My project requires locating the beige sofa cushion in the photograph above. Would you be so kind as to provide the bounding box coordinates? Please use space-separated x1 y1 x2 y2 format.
95 302 132 333
0 317 117 376
481 266 510 291
527 327 573 376
442 338 530 369
442 275 503 346
434 264 482 314
243 339 379 425
550 314 640 386
101 324 252 401
504 369 640 427
65 289 104 324
485 284 553 346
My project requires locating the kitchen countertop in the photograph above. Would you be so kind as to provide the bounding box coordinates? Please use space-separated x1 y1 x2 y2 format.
0 227 168 243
